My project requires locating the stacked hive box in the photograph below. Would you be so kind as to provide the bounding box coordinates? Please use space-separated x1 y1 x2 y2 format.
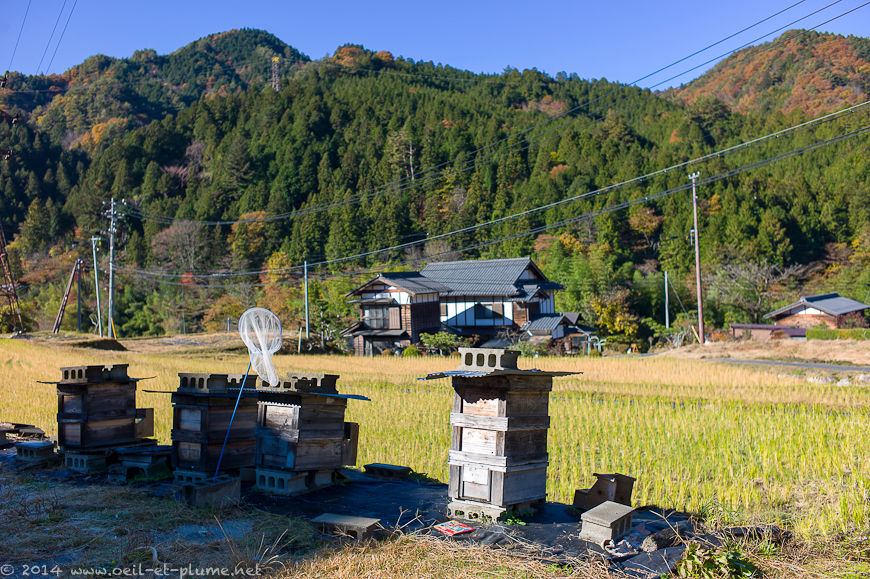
56 364 153 450
422 348 575 520
254 372 363 495
171 373 258 480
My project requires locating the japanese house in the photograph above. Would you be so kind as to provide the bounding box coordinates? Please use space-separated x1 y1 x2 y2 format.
343 258 564 355
763 292 869 329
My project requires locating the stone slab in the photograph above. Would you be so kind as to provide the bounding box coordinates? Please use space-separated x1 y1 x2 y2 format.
364 463 412 479
311 512 381 540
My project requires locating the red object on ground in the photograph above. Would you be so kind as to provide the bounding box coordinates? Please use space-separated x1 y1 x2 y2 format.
434 520 475 536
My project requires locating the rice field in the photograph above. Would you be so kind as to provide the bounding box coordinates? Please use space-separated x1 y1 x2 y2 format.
1 337 868 540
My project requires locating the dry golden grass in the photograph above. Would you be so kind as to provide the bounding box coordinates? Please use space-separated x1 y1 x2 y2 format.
286 535 605 579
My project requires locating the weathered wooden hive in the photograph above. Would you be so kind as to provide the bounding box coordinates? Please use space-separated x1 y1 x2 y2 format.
422 347 576 520
55 364 153 449
170 373 258 475
254 372 366 494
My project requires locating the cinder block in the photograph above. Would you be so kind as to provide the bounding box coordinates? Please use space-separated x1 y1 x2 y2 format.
64 452 107 473
311 513 381 540
173 468 210 485
180 475 240 508
447 498 541 522
579 500 636 546
255 467 308 495
16 440 56 461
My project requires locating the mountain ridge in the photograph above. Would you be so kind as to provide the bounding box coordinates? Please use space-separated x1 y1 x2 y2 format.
670 30 870 116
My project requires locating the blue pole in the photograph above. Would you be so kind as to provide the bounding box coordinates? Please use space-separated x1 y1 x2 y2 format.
214 360 252 481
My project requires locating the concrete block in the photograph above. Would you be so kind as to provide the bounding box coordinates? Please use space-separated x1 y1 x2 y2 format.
180 475 240 508
64 452 107 473
255 467 308 495
311 513 381 540
447 498 541 522
364 462 412 479
173 468 210 485
579 500 635 546
16 440 56 461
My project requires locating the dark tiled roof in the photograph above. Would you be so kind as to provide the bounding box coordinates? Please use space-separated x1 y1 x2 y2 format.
421 257 563 297
764 293 870 319
377 272 451 294
346 271 449 297
521 314 568 332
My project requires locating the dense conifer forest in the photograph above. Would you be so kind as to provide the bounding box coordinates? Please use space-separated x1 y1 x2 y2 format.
1 28 868 344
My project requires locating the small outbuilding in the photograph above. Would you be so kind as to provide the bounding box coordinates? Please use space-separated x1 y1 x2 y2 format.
763 293 869 329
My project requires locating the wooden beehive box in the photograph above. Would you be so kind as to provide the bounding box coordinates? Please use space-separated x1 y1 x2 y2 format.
56 364 144 449
422 348 576 520
254 373 366 478
170 373 258 472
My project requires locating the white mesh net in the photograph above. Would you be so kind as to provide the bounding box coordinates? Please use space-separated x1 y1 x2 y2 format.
238 307 283 387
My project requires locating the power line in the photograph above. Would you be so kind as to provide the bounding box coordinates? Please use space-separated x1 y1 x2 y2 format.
46 0 78 74
7 0 31 72
114 100 870 280
112 122 870 289
36 0 68 74
123 0 836 227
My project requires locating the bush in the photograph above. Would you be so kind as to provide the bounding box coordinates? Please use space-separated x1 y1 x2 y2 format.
381 348 394 356
807 327 870 340
402 345 422 357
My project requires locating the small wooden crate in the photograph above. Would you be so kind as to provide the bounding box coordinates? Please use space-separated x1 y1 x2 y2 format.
56 364 142 449
170 373 258 472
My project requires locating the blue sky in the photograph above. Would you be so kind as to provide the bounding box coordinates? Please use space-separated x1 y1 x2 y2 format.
1 0 867 88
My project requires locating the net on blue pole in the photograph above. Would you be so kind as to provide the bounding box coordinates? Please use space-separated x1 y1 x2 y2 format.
214 307 282 479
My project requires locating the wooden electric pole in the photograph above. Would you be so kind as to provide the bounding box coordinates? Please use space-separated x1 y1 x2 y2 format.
689 172 704 344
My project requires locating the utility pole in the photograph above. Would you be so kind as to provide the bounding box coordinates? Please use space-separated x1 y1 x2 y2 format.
107 198 117 338
664 270 670 329
76 260 82 332
0 223 25 333
271 56 280 91
304 260 310 340
408 143 415 182
90 236 102 336
689 172 704 345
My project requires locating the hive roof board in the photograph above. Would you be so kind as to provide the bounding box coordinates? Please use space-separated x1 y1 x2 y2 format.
764 293 870 319
419 347 578 380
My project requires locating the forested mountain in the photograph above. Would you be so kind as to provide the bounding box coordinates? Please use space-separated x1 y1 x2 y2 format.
1 29 868 344
671 30 870 116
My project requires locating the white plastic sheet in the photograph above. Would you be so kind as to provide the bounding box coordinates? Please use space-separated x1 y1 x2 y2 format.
238 307 283 387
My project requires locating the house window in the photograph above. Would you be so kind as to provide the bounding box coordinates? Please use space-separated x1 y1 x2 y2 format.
477 302 503 319
363 306 389 329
